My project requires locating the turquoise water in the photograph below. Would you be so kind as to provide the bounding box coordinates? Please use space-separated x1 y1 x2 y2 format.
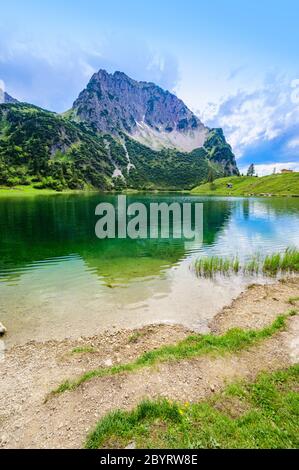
0 194 299 344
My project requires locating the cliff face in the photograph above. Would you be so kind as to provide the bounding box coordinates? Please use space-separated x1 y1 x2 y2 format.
204 128 239 175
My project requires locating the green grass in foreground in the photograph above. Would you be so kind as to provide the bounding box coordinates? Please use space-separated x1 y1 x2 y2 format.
50 312 294 397
194 248 299 278
85 365 299 449
191 173 299 197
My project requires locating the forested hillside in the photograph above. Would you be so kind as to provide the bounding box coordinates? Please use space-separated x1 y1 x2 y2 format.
0 103 234 191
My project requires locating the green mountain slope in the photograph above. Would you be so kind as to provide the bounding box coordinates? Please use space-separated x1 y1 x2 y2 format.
191 174 299 196
0 103 237 191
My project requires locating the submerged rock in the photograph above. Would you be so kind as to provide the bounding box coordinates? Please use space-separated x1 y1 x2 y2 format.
0 322 7 336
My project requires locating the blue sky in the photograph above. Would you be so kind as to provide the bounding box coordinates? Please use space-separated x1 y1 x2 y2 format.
1 0 299 173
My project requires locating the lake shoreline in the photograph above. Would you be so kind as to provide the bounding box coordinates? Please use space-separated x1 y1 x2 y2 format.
0 277 298 448
3 276 298 352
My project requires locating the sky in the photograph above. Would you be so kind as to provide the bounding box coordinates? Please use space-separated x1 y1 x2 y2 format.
0 0 299 174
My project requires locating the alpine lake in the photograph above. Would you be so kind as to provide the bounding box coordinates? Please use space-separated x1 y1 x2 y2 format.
1 193 299 345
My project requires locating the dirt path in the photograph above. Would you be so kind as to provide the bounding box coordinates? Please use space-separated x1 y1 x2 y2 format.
0 278 298 449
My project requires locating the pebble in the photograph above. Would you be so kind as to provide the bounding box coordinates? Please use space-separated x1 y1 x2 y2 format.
103 358 113 367
1 434 8 444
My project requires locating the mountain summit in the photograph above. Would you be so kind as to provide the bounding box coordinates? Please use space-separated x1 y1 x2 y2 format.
0 70 238 192
72 70 210 152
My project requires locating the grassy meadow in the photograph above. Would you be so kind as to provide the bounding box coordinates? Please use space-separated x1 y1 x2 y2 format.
191 173 299 197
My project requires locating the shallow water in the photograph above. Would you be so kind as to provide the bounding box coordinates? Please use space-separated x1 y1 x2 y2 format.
0 194 299 345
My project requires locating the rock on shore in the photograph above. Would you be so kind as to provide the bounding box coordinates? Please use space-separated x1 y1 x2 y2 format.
0 322 7 336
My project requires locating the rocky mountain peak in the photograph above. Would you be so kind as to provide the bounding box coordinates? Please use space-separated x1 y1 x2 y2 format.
69 68 239 175
72 69 209 151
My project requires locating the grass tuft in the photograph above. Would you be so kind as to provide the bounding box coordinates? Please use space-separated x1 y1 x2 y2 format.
194 248 299 278
85 399 183 449
128 332 144 344
194 256 239 277
71 346 96 354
